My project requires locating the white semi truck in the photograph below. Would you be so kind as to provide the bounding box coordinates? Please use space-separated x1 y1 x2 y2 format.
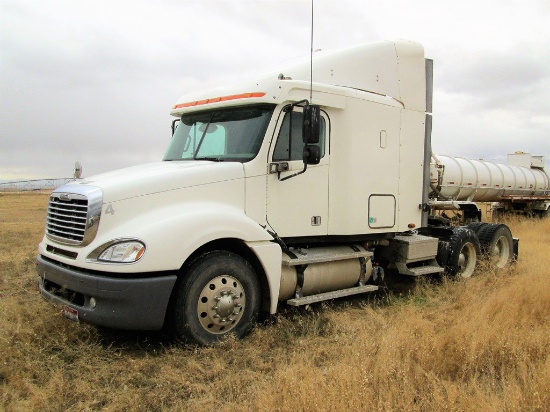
38 40 530 345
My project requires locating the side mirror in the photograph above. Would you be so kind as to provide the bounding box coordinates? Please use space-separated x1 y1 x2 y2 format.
171 119 180 136
304 145 321 165
302 105 320 144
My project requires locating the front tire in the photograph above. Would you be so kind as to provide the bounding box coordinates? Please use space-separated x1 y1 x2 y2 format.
172 251 261 345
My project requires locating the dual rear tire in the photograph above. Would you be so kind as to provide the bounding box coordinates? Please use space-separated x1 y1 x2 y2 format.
477 224 514 268
445 228 481 278
439 223 514 278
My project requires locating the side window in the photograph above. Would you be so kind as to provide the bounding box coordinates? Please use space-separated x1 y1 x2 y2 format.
273 111 326 161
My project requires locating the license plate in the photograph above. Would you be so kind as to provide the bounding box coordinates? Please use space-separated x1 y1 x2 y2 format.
63 305 79 322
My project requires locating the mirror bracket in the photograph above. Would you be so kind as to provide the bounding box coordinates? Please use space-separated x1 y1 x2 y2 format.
269 162 289 174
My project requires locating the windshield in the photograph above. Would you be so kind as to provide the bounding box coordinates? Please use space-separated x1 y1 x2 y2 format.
164 105 275 162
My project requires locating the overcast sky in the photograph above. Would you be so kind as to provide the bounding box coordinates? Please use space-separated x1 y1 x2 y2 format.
1 0 549 180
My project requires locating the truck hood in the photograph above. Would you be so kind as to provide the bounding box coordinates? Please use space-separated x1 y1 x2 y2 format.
63 161 245 203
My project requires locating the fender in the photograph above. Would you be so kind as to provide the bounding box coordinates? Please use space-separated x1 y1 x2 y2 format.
245 240 282 314
102 200 283 313
90 199 273 272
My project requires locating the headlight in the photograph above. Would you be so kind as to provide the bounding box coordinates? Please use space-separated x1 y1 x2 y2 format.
88 240 146 263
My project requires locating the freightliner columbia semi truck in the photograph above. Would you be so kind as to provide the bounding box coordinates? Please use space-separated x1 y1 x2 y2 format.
37 40 541 345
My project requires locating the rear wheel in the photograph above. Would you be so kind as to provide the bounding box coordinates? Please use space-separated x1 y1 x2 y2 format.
466 222 488 235
477 224 514 268
436 240 450 268
446 228 481 278
172 251 260 345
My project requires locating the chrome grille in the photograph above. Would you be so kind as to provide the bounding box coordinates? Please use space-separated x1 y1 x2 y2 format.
45 186 102 247
46 194 88 244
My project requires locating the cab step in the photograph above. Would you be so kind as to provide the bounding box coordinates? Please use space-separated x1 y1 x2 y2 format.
287 284 379 307
394 261 444 276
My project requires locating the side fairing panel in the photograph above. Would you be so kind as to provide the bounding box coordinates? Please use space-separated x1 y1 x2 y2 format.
398 110 425 229
328 100 401 235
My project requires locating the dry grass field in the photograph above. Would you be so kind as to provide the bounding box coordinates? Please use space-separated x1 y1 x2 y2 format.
1 192 549 411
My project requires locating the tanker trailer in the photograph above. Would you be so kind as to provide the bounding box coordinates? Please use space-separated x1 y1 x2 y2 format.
429 152 550 220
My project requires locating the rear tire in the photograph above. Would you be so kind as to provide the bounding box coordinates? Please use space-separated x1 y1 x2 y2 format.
477 224 514 268
446 228 481 278
466 222 488 235
172 251 260 345
436 240 450 268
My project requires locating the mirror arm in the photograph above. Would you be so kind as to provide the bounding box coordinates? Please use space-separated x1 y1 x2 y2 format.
278 162 308 182
171 118 180 136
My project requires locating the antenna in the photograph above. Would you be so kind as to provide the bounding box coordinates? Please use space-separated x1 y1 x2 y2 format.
310 0 314 103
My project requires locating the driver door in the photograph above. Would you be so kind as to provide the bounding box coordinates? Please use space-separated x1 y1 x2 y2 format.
266 108 329 238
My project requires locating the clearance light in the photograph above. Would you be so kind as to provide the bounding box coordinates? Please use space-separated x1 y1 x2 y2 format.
173 92 266 110
97 241 146 263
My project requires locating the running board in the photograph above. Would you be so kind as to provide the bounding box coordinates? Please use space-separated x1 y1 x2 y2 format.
287 285 379 307
394 260 444 276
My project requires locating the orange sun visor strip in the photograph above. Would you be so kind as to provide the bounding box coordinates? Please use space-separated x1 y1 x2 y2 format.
173 92 266 110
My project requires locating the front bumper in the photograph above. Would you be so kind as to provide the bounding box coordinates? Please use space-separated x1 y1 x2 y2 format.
37 255 178 330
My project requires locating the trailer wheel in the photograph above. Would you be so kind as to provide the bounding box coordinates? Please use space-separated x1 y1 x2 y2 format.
492 208 505 221
477 224 514 268
172 251 260 345
535 209 549 219
446 228 481 278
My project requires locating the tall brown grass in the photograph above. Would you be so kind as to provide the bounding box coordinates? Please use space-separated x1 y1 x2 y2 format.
1 193 549 411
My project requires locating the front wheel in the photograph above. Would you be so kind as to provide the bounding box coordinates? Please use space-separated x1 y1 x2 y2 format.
171 251 261 345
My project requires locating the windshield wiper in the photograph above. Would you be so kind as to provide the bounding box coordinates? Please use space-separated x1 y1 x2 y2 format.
195 156 224 162
193 114 214 159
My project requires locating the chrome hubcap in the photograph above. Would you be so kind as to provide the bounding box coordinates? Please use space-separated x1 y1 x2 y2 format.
491 236 510 268
197 276 245 334
458 243 476 278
